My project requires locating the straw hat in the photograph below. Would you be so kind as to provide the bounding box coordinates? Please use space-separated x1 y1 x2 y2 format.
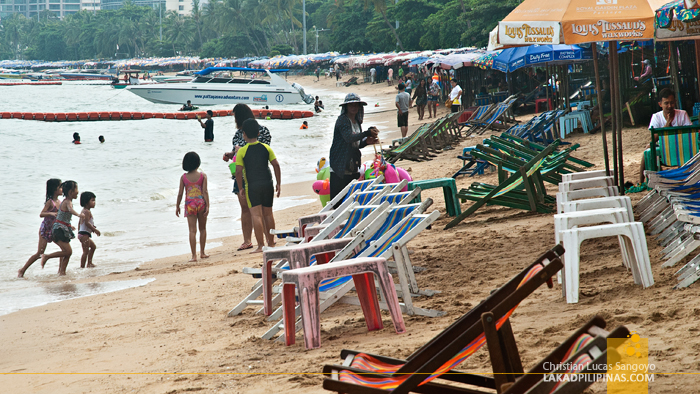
339 93 367 106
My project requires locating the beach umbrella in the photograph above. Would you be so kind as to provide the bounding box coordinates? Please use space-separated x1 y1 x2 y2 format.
492 44 591 73
498 0 668 191
498 0 666 46
654 0 700 110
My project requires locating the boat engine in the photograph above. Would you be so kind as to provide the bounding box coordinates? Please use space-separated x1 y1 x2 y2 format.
292 82 315 104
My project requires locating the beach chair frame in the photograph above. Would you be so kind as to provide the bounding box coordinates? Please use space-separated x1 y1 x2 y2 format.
321 245 567 394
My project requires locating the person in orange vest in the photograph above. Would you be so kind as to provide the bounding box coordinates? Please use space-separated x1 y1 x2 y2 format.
300 121 308 129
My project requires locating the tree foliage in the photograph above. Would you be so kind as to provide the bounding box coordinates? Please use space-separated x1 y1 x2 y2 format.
0 0 520 61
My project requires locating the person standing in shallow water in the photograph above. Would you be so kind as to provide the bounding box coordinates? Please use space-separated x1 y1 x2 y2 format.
197 110 214 142
329 93 379 202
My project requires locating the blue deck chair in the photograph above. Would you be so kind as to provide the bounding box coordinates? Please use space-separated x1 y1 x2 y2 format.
229 202 396 317
261 203 442 339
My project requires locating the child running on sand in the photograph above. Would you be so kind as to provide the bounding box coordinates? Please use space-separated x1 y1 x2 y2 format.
41 181 84 276
18 178 62 278
235 119 281 253
78 191 101 268
176 151 210 262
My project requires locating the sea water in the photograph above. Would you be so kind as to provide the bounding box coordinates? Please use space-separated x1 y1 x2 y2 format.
0 80 391 316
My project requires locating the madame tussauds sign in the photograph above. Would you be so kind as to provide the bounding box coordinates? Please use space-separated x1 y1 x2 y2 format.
499 22 560 45
570 20 647 39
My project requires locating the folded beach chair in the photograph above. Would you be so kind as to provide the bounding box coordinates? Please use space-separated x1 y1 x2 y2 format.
272 177 387 241
321 245 620 393
499 132 593 168
457 104 495 128
445 142 561 229
262 205 442 341
464 97 517 136
384 123 434 163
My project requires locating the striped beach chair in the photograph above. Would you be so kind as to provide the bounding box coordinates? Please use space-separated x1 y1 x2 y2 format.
322 246 628 394
229 202 396 317
648 125 700 171
261 203 442 340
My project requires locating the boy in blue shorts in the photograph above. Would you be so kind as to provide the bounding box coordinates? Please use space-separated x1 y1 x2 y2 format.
235 118 282 253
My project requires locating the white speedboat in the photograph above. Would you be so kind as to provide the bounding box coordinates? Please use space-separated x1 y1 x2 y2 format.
126 67 314 105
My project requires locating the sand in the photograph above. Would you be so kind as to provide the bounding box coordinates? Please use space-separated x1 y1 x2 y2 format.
2 74 697 393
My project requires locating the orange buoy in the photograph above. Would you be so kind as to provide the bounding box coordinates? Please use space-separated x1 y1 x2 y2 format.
175 113 186 120
218 109 231 117
22 112 34 120
11 112 23 119
185 113 198 120
120 112 132 120
107 111 120 120
98 112 111 120
271 110 281 119
66 113 78 121
142 113 154 119
42 113 54 121
0 112 11 119
251 109 261 117
282 111 294 119
87 112 99 120
54 113 67 122
304 111 314 118
77 113 89 121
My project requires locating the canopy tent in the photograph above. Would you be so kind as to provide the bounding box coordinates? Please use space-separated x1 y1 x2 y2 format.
656 0 700 40
498 0 668 193
499 0 667 46
492 44 591 73
427 52 485 69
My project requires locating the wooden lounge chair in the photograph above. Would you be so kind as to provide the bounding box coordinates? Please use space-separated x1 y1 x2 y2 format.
320 245 568 393
324 314 627 394
343 76 359 86
445 143 560 229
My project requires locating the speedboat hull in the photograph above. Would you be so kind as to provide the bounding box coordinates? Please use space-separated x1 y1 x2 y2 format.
126 67 312 105
127 85 303 105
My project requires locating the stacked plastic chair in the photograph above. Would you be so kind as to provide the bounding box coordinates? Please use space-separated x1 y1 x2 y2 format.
555 171 653 303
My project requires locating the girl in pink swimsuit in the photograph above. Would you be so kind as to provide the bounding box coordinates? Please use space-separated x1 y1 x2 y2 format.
18 179 63 278
176 152 210 262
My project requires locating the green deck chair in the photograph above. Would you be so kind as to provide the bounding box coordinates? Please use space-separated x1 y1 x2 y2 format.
445 142 560 229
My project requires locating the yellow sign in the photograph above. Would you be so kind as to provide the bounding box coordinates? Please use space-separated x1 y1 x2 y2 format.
607 332 653 393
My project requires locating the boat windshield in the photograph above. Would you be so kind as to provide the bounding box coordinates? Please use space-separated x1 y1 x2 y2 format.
193 71 272 85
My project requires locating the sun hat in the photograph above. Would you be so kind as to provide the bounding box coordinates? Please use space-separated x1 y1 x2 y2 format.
339 93 367 106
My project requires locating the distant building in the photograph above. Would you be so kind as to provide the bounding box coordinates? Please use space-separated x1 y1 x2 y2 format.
102 0 195 16
0 0 85 19
0 0 198 19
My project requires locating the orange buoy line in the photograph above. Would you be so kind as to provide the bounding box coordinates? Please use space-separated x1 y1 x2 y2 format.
0 81 62 86
0 109 314 121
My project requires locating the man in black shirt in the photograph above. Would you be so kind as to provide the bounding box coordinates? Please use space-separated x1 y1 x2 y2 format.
197 110 214 142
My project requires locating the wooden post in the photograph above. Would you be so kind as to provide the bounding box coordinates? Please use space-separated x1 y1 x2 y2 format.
564 65 570 112
592 44 610 176
695 40 700 103
669 42 683 110
613 43 625 192
609 43 619 187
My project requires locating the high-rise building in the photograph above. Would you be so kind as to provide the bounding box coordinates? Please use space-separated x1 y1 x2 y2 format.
1 0 96 19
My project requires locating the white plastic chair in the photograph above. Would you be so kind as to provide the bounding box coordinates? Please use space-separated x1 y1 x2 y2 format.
560 222 654 303
554 208 633 291
559 176 614 193
556 186 620 213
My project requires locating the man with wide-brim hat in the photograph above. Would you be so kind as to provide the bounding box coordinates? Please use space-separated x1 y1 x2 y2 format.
328 93 380 203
